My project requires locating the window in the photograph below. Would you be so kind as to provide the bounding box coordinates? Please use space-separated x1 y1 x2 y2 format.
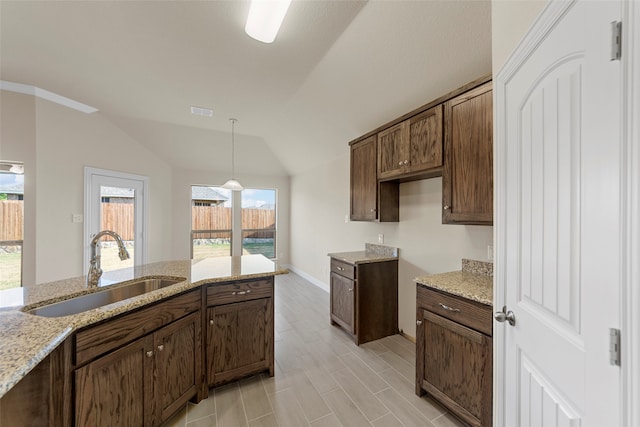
0 162 24 289
191 186 277 259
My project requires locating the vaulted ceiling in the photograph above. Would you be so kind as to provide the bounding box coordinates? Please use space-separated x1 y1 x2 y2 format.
0 1 492 176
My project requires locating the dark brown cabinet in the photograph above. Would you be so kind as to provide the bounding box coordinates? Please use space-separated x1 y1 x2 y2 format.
205 278 274 387
350 136 399 222
378 105 443 180
442 81 493 225
416 285 492 427
74 290 201 427
330 257 398 345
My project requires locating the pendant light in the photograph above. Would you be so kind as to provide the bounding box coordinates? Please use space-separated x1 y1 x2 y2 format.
222 118 244 191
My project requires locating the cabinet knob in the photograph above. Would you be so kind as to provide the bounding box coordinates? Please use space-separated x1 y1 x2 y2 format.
416 320 422 326
398 161 403 166
370 208 377 213
157 345 164 352
209 319 214 326
443 205 450 211
146 350 154 358
348 288 353 292
404 159 409 165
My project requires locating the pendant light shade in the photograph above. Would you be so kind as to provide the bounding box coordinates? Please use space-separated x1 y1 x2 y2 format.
222 118 244 191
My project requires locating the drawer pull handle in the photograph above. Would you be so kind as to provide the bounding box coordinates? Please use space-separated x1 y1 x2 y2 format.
439 303 460 313
232 290 251 295
336 266 345 271
348 288 353 292
157 345 164 352
146 350 154 358
209 319 214 325
416 320 422 326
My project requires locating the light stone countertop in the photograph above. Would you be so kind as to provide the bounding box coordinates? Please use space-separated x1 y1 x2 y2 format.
415 259 493 306
0 254 287 399
328 242 399 265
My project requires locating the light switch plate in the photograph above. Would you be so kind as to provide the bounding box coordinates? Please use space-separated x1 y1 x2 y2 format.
487 245 494 260
72 214 83 223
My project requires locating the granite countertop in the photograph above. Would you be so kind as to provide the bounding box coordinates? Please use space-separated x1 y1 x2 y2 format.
0 254 287 399
415 259 493 306
328 242 399 265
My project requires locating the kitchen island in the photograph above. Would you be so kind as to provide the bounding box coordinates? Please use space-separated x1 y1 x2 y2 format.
0 254 286 426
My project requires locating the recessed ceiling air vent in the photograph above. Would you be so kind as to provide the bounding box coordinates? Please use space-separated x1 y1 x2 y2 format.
190 106 213 117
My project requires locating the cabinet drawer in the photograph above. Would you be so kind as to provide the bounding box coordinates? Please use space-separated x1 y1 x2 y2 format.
207 278 273 306
417 286 492 336
75 290 200 366
330 259 356 279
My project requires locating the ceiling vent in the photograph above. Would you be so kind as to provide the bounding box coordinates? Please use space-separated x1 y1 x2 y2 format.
190 106 213 117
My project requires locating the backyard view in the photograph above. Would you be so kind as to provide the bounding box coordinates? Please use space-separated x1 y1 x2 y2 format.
0 166 23 290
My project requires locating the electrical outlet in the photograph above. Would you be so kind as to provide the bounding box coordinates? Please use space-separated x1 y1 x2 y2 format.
378 234 384 244
344 214 349 224
487 245 494 261
72 214 83 223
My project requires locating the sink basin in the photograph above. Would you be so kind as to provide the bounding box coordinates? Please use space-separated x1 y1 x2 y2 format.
27 277 184 317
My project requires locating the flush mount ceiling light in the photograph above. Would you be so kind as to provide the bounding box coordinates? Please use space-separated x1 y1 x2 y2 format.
245 0 292 43
221 118 244 191
190 106 213 117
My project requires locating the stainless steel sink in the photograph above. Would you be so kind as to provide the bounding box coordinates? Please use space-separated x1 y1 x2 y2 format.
27 277 184 317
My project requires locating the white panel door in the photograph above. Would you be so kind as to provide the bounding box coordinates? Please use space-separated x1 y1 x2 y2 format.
495 1 622 426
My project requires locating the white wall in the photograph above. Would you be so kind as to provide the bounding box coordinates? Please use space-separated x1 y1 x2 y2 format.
1 90 175 284
171 169 290 264
289 153 493 338
492 0 547 72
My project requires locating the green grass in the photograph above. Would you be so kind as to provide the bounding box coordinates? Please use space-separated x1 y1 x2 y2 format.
0 252 21 290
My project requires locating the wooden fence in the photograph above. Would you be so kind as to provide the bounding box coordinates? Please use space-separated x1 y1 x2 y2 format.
0 202 275 242
0 201 23 241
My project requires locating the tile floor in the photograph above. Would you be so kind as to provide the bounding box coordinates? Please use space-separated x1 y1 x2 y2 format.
163 272 466 427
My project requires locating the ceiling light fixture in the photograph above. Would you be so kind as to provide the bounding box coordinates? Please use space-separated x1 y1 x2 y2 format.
245 0 292 44
221 118 244 191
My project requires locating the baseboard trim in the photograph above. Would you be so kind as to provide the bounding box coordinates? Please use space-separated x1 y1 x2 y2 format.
282 264 329 293
400 330 416 344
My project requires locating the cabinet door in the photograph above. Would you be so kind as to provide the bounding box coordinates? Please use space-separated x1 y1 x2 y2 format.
330 272 355 334
155 312 201 424
378 122 409 179
408 105 443 173
419 310 492 427
350 136 378 221
207 298 270 386
443 82 493 225
75 335 154 427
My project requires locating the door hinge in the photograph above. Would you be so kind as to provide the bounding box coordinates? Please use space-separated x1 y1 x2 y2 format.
611 21 622 61
609 328 621 366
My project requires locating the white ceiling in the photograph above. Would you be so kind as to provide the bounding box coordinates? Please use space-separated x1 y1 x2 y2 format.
0 0 492 176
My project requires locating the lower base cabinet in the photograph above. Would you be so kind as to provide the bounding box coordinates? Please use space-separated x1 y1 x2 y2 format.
416 285 492 427
74 291 202 427
205 278 275 387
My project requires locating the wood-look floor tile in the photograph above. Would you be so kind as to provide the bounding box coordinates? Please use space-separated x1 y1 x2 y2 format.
304 340 347 373
339 352 389 394
432 413 468 427
378 335 415 364
214 383 248 427
331 368 389 421
186 395 216 422
375 388 435 427
248 413 279 427
360 339 392 355
321 388 371 427
163 406 187 427
310 413 343 427
270 388 309 427
186 415 217 427
377 368 446 421
289 371 331 422
377 350 415 383
239 375 273 421
300 355 340 394
349 344 392 373
371 412 405 427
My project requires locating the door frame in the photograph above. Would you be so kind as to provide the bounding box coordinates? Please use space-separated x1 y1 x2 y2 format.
494 0 638 425
83 167 149 274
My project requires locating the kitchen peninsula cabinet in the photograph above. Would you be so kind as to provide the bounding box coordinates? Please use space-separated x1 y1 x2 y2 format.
442 81 493 225
350 135 399 222
205 277 274 387
416 285 492 427
329 256 398 345
378 105 443 180
74 290 201 427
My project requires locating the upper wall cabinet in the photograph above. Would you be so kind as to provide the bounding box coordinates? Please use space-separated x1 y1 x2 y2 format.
442 81 493 225
350 135 399 222
377 105 443 181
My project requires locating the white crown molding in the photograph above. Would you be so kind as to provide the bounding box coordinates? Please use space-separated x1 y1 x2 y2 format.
0 80 98 114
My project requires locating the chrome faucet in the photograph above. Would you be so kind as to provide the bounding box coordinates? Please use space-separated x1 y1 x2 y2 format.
87 230 130 287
